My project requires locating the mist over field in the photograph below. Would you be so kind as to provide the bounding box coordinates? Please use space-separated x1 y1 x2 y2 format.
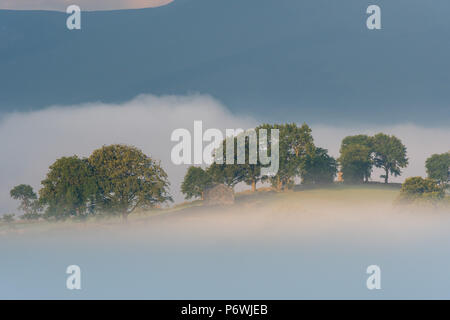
1 186 449 299
1 94 449 214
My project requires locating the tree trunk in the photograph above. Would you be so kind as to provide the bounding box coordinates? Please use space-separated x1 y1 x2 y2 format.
277 176 282 191
384 168 389 184
201 192 204 201
251 180 256 192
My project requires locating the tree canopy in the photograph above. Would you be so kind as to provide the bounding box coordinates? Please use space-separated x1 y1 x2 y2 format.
339 144 372 183
338 135 373 183
39 156 97 220
372 133 408 184
258 123 315 190
88 144 172 220
181 166 212 200
301 148 338 184
426 152 450 185
209 131 264 191
10 184 40 220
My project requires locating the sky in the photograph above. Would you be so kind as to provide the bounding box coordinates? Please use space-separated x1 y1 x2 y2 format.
2 0 450 126
0 0 173 11
1 94 449 214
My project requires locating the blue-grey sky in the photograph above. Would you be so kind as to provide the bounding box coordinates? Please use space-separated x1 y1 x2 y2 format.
1 0 449 125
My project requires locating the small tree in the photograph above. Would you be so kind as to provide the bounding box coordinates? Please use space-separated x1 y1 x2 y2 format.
426 152 450 186
2 214 16 224
181 166 212 200
301 148 338 184
89 144 172 220
398 177 444 204
10 184 41 220
372 133 408 184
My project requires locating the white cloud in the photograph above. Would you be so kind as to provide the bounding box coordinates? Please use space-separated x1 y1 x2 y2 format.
1 94 448 214
0 0 173 11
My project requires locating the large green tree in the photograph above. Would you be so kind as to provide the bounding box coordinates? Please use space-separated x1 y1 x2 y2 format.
39 156 98 220
372 133 408 184
89 144 172 220
10 184 41 220
207 123 315 192
301 148 338 184
208 128 273 192
181 166 212 200
426 152 450 186
338 135 373 183
207 135 246 189
338 144 372 183
257 123 315 190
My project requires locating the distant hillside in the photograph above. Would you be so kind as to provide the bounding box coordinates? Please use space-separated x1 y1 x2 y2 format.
1 0 450 125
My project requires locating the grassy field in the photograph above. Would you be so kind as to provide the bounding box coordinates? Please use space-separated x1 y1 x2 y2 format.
0 183 407 235
3 183 449 238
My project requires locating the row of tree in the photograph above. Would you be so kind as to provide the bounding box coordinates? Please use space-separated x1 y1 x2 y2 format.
338 133 409 184
10 144 172 221
7 122 448 220
182 123 338 199
181 125 417 200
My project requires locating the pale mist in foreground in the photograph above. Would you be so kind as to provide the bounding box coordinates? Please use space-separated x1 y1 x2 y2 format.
1 185 449 299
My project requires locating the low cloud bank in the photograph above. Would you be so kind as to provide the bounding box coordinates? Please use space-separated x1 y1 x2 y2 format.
0 0 173 11
0 94 448 213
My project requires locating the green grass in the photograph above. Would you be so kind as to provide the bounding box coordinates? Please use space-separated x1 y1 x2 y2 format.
0 183 403 234
235 183 400 208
